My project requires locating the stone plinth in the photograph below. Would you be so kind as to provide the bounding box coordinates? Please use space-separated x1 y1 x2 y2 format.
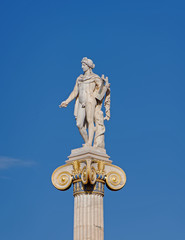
67 146 111 163
51 147 126 240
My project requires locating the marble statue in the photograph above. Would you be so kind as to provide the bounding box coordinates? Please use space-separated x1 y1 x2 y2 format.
59 57 110 148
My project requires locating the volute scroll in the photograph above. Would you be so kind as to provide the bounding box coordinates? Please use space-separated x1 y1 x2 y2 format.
51 164 73 191
104 164 126 191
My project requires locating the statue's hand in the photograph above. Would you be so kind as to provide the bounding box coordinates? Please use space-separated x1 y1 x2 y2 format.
59 101 68 108
104 116 110 121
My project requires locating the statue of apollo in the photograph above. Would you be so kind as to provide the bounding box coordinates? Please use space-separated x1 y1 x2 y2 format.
59 57 110 149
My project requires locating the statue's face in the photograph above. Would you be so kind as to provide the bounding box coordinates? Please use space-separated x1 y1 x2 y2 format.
82 62 89 72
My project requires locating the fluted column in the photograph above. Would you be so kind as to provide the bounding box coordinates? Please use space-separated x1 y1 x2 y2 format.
73 176 105 240
51 147 126 240
74 194 104 240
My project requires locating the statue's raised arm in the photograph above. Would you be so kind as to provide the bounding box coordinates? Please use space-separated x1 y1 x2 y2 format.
59 57 110 149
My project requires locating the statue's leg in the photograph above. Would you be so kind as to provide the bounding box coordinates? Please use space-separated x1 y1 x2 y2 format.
76 105 88 143
86 102 95 146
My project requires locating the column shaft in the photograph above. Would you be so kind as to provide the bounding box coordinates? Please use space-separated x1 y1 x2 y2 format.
74 194 104 240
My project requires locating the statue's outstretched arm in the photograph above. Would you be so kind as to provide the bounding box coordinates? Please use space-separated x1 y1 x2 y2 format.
59 80 78 108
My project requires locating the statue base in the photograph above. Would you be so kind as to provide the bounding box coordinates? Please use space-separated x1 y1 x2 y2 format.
66 146 111 163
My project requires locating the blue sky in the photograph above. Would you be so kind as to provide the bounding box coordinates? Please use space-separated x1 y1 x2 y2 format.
0 0 185 239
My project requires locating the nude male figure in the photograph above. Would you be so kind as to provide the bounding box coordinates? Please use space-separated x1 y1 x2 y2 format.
59 57 102 147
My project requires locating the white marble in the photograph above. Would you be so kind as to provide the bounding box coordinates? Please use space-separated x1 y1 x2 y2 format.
59 57 110 149
74 194 104 240
66 146 111 163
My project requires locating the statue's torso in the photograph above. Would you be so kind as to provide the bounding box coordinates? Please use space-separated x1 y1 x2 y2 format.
77 74 100 104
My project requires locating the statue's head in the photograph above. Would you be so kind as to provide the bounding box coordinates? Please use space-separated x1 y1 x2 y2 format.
81 57 95 72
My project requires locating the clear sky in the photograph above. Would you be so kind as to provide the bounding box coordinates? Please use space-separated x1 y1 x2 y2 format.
0 0 185 239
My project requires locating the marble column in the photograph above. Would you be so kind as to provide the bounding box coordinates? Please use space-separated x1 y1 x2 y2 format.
74 194 104 240
73 176 105 240
51 147 126 240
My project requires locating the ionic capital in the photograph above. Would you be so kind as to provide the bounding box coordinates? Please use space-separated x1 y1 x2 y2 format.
52 158 126 194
